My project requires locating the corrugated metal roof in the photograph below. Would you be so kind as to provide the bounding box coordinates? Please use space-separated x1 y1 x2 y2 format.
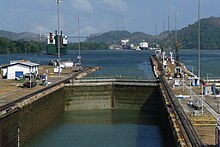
0 60 39 68
19 61 39 67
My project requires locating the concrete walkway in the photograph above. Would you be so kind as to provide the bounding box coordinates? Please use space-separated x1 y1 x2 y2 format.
184 82 219 120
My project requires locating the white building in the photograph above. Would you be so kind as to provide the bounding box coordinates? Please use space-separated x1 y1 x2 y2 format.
0 60 39 79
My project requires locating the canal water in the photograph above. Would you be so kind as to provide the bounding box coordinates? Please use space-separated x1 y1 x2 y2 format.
178 49 220 77
23 110 162 147
0 49 220 146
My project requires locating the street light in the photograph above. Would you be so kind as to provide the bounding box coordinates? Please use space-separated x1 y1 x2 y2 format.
56 0 62 61
174 11 179 62
198 0 203 116
77 16 81 65
198 0 201 78
56 0 62 79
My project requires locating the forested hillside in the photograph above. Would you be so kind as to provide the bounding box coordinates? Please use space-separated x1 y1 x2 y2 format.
0 37 45 54
162 17 220 49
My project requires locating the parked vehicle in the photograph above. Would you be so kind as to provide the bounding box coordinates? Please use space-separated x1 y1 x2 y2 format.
73 63 83 72
187 99 202 110
174 79 181 86
23 81 36 88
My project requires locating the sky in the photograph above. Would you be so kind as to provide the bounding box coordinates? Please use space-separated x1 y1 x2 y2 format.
0 0 220 36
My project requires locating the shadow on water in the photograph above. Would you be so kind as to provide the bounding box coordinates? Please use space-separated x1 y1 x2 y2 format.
136 87 164 147
137 87 177 147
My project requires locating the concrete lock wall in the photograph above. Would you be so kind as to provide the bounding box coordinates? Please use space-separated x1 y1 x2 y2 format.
65 85 113 110
64 84 160 111
0 111 18 147
113 85 160 111
18 88 65 145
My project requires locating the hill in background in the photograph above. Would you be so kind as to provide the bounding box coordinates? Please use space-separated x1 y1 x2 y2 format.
0 30 44 42
161 17 220 49
1 16 220 50
86 30 161 45
86 17 220 49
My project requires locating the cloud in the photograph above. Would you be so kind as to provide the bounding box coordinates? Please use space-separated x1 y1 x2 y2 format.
70 0 93 13
102 0 128 14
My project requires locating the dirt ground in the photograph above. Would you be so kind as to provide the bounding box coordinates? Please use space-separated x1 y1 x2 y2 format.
0 65 97 107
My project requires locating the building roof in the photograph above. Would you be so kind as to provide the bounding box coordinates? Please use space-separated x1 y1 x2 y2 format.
0 60 39 68
19 61 39 67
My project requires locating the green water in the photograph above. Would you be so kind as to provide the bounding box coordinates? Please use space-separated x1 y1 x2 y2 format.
23 110 162 147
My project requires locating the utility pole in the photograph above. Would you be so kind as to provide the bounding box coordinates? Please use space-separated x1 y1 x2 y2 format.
155 25 157 46
77 16 81 65
167 16 170 33
121 16 125 31
162 21 166 52
174 12 179 63
163 22 165 33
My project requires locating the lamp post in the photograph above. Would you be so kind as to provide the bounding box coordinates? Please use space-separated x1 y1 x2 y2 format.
77 16 81 65
56 0 62 79
174 12 179 62
56 0 62 61
198 0 201 78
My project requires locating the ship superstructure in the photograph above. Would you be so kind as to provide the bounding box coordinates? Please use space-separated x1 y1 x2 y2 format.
46 31 68 55
121 39 130 49
139 41 148 50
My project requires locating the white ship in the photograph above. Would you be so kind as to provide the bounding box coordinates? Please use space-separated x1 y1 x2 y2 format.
109 44 122 50
121 39 130 50
139 41 148 50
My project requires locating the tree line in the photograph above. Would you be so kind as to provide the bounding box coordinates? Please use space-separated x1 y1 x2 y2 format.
0 37 109 54
67 42 108 50
0 37 45 54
